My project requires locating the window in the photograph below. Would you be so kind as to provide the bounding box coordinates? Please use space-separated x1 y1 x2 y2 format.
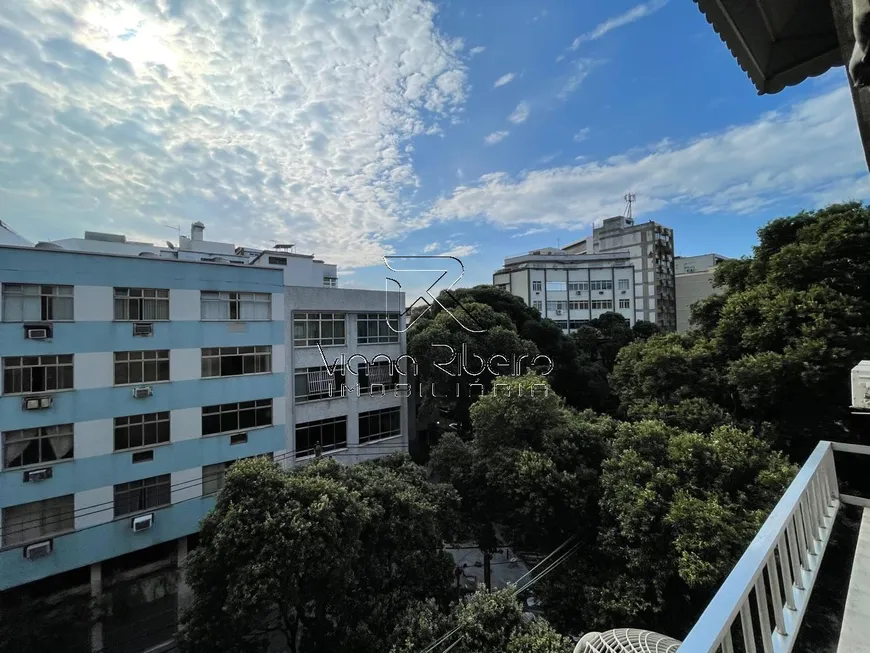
114 288 169 321
569 301 589 310
323 277 338 288
114 350 170 385
293 313 346 347
358 361 397 391
568 281 588 292
618 279 630 290
2 284 73 322
545 281 566 292
684 265 696 273
202 346 271 378
591 300 614 310
295 416 347 459
531 281 542 292
553 320 568 330
113 475 171 518
202 399 273 436
619 299 631 309
3 355 73 394
569 319 589 329
359 407 401 445
3 424 74 469
532 300 542 311
200 291 271 321
357 313 399 344
114 412 170 451
268 256 287 266
589 280 613 291
202 454 274 495
545 301 565 312
2 495 74 547
295 367 345 402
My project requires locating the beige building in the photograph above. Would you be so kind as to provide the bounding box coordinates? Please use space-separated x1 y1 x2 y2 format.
675 253 730 332
563 216 676 331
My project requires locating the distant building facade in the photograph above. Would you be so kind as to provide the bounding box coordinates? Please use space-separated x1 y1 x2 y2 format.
562 216 676 331
493 248 636 332
675 253 730 332
0 221 407 651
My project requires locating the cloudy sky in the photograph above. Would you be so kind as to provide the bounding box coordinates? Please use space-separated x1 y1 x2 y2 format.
1 0 868 295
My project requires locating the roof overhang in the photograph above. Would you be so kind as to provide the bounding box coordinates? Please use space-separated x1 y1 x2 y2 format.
694 0 870 171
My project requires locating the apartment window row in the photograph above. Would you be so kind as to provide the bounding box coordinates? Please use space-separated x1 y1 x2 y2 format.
3 424 74 469
1 285 273 323
2 495 74 547
590 280 613 291
113 475 171 519
591 300 614 310
295 367 344 402
3 355 73 394
357 313 399 344
202 399 273 436
546 301 565 312
323 276 338 288
114 412 170 451
293 312 346 347
545 281 566 292
570 301 589 310
358 407 400 445
532 281 542 292
529 279 625 295
114 350 170 385
202 346 271 378
295 416 348 458
568 281 587 292
532 300 542 311
619 299 631 309
618 279 630 290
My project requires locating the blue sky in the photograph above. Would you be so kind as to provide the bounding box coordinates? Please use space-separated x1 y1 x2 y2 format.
1 0 868 300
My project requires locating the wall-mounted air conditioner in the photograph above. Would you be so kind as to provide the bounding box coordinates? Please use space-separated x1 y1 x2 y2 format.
555 310 563 315
575 291 582 295
23 395 52 411
132 514 154 532
24 468 52 483
25 327 50 340
24 541 52 559
133 323 153 337
132 386 153 399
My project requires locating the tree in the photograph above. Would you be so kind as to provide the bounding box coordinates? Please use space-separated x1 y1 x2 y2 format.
389 589 570 653
179 455 459 653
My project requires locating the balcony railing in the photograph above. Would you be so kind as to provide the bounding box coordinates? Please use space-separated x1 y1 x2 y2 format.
680 440 870 653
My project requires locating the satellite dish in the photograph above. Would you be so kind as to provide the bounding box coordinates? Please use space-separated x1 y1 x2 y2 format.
166 241 175 249
574 629 681 653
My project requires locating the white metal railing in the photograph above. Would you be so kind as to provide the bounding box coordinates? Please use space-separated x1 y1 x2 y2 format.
679 440 870 653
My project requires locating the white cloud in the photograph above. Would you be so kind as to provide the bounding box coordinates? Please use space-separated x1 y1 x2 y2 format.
511 227 549 238
423 241 440 253
493 72 516 88
438 243 478 258
429 85 870 228
570 0 669 49
573 128 591 142
508 101 530 124
484 130 510 145
456 168 464 178
0 0 468 268
536 152 561 165
469 46 486 56
558 60 598 99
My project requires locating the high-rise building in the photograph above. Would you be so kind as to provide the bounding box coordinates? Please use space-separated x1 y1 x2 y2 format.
0 222 407 651
674 253 730 332
562 216 676 331
493 247 636 332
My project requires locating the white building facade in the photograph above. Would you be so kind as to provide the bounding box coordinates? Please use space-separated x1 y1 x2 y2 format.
493 248 636 331
675 253 730 332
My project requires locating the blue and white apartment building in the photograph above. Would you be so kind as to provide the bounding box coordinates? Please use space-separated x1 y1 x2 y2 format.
0 221 408 652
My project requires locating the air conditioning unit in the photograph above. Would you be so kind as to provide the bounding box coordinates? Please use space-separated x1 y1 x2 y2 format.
25 327 50 340
24 468 52 483
22 395 52 411
132 514 154 532
599 291 605 295
132 386 153 399
24 541 52 560
621 290 627 294
555 310 563 315
575 291 582 295
133 323 153 337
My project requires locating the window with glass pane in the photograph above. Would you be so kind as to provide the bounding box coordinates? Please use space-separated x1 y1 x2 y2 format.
323 277 338 287
113 288 169 321
114 412 170 451
295 416 347 458
294 367 345 402
619 299 631 309
113 475 171 517
201 346 271 377
618 279 630 290
358 361 396 390
545 281 567 292
2 424 74 469
293 313 346 346
200 291 270 321
2 355 74 394
201 399 273 436
114 350 170 385
532 301 542 310
568 281 588 292
357 314 399 344
1 284 74 322
532 281 542 292
2 495 75 546
591 300 614 310
358 407 401 444
569 301 589 310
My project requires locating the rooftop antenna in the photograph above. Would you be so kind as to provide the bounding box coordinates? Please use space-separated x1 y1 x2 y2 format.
623 193 636 219
164 224 181 245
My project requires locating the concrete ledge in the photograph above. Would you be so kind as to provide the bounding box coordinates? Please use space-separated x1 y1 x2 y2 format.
838 508 870 653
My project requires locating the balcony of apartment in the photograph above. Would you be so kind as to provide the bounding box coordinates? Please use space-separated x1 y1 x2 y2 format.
590 440 870 653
